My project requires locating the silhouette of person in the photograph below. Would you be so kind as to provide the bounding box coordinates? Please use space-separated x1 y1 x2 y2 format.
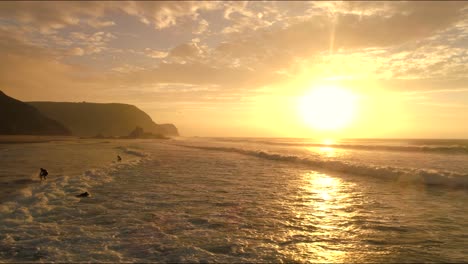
39 168 48 180
117 155 122 162
76 192 89 198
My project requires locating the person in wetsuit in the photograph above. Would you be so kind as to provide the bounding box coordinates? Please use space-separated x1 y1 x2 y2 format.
39 168 48 180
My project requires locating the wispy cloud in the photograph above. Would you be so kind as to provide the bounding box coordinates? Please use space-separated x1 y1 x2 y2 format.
402 88 468 95
144 48 169 59
416 102 468 108
119 1 220 30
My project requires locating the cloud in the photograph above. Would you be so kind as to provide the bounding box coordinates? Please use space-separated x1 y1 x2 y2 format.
216 1 467 56
0 1 113 33
402 88 468 95
291 2 465 50
169 42 203 58
0 1 221 33
0 28 98 100
144 48 169 59
192 1 468 87
87 19 115 28
193 19 209 35
111 64 145 73
119 1 467 95
331 2 467 49
223 1 251 20
219 2 279 36
102 59 288 95
1 1 468 103
68 47 85 56
0 26 131 102
68 31 116 55
0 27 57 58
119 1 220 30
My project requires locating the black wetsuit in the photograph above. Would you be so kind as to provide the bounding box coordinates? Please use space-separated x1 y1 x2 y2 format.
40 168 48 180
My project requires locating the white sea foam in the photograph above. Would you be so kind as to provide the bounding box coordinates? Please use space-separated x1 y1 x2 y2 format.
0 146 150 249
116 146 148 157
214 138 468 154
177 145 468 188
1 139 467 262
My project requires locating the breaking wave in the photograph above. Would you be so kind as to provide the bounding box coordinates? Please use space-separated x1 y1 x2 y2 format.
0 144 152 262
214 138 468 155
0 149 149 232
115 146 148 157
179 145 468 189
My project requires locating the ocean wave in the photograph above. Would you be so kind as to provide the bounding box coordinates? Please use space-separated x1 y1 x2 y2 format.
179 145 468 189
116 146 148 157
214 139 468 155
0 151 148 229
0 156 149 262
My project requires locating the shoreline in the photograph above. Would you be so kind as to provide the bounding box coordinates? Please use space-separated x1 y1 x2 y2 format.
0 135 173 144
0 135 80 144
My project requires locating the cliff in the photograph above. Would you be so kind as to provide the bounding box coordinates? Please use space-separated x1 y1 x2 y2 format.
28 101 179 137
0 91 71 135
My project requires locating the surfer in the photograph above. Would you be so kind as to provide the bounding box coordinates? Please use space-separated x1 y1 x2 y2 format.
39 168 48 180
76 192 90 198
117 155 122 162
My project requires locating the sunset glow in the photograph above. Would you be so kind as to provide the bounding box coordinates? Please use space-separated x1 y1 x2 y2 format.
0 1 467 138
1 2 468 263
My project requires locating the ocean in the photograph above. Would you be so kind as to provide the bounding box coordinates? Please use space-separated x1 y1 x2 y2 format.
0 137 467 262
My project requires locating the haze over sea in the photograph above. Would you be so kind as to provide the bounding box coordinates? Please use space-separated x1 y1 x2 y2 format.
0 137 467 263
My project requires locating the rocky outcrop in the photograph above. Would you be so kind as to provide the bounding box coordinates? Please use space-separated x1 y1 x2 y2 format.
124 126 168 139
0 91 71 135
128 126 144 138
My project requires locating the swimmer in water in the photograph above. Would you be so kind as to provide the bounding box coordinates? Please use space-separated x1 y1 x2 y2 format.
39 168 48 180
76 192 90 198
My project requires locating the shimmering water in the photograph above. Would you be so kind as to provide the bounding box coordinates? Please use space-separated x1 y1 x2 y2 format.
0 138 467 262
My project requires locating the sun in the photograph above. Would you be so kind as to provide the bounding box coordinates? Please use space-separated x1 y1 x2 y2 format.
298 85 357 131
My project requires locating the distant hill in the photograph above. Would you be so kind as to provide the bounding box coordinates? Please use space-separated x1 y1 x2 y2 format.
0 91 71 135
28 101 179 137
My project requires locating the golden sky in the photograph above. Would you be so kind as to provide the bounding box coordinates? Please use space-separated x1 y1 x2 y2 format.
1 1 468 138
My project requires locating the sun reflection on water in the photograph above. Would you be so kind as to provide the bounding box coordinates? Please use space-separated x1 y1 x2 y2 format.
318 139 337 157
314 176 336 201
304 139 341 158
284 171 358 263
